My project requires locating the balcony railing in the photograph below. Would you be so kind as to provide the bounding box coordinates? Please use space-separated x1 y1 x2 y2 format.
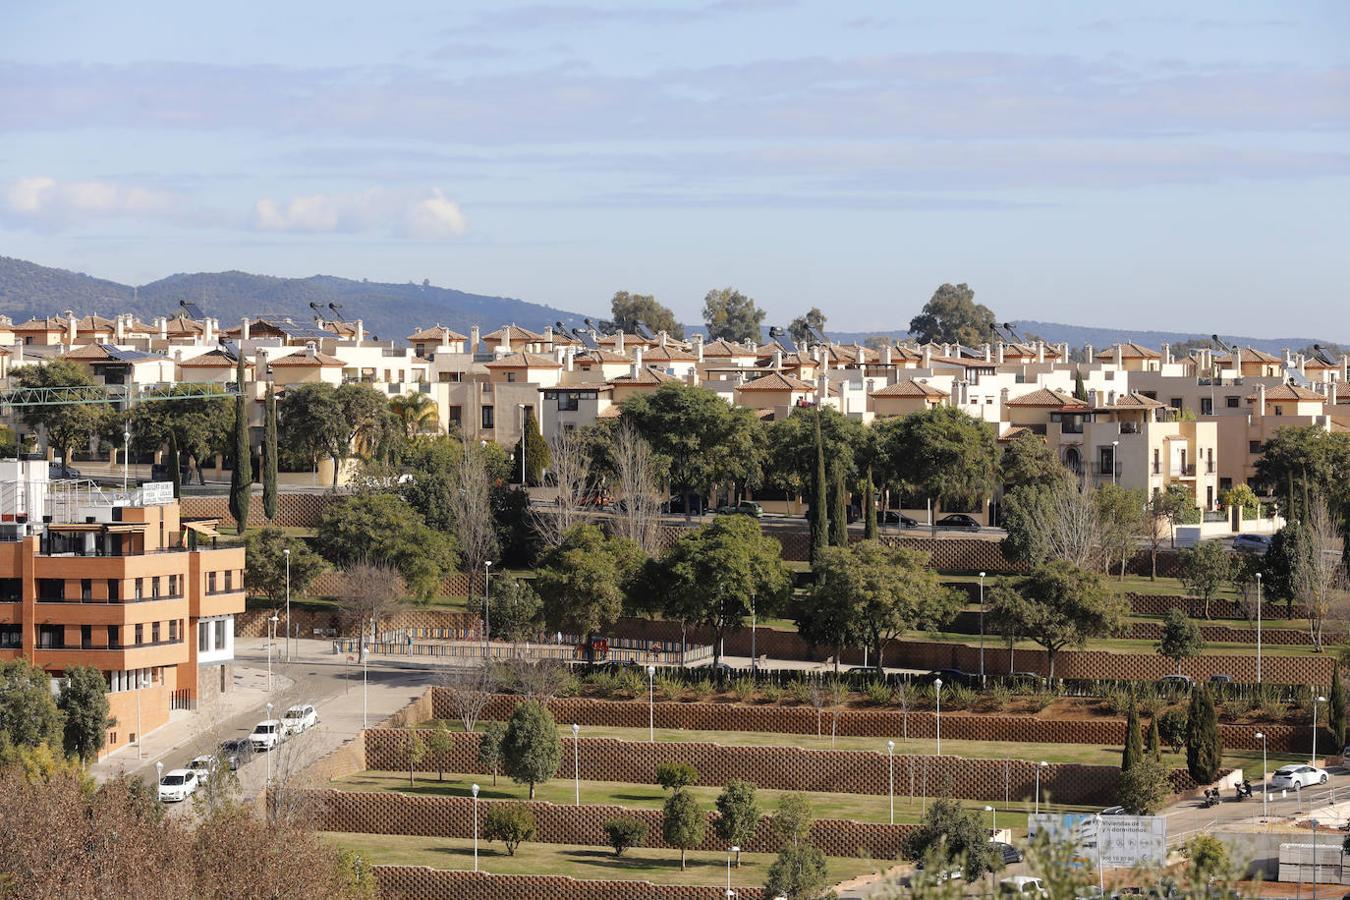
1171 464 1197 477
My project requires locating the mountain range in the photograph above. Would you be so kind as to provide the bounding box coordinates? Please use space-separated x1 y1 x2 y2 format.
0 256 1333 355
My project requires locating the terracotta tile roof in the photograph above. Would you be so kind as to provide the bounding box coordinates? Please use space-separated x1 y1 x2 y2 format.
1007 387 1087 408
576 349 630 363
1096 342 1161 360
163 315 205 336
268 350 346 367
611 367 678 386
1258 384 1326 402
737 372 816 392
700 338 753 358
869 378 950 399
13 317 64 331
179 349 250 369
596 331 656 348
1096 391 1166 409
481 324 544 342
642 345 697 362
484 352 563 369
408 325 468 342
998 426 1033 442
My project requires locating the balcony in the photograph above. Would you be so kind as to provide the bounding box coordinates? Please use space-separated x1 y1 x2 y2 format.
1171 464 1197 478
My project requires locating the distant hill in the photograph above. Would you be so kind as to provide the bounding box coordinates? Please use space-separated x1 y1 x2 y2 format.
0 256 595 341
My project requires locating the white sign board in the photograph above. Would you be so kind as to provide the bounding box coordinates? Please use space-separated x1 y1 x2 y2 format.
1027 814 1167 868
137 482 175 505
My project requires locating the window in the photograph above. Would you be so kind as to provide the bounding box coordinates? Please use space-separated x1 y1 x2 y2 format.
1152 448 1161 475
168 575 179 597
38 625 64 649
1169 398 1183 410
199 622 209 653
1226 396 1240 408
107 580 120 603
449 406 462 426
1274 405 1284 416
37 579 64 602
207 572 217 593
505 371 517 383
108 626 120 649
134 624 143 645
556 393 579 412
1200 397 1213 416
1249 440 1262 454
169 620 177 642
134 578 143 601
81 625 92 649
214 619 226 650
151 577 161 599
224 570 233 591
0 625 21 648
481 405 494 429
81 579 92 601
0 578 21 602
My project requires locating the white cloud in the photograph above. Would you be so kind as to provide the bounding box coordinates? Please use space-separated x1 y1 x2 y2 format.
251 187 468 239
3 176 186 228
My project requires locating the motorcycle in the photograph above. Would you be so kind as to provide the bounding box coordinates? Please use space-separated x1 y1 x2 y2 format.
1233 782 1253 802
1200 789 1220 809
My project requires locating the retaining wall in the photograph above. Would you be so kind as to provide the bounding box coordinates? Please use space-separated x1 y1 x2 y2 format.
374 867 767 900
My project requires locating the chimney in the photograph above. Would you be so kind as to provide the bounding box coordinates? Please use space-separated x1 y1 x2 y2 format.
634 345 644 370
1283 348 1292 366
942 343 952 358
114 314 126 343
616 331 624 354
203 317 215 343
564 345 575 372
1036 342 1045 364
439 325 450 349
1299 354 1307 377
1256 383 1266 413
498 325 511 354
773 349 783 370
1161 342 1171 365
470 325 480 353
995 342 1005 365
157 316 168 340
240 317 251 341
355 319 364 343
1233 347 1243 375
1089 388 1099 408
816 373 827 404
1000 387 1009 408
659 331 668 349
305 341 317 358
694 334 704 361
922 346 932 369
959 380 969 405
1331 382 1338 406
66 311 77 344
1114 345 1124 369
982 342 992 362
881 345 893 366
543 325 554 348
1085 344 1094 365
1060 343 1070 364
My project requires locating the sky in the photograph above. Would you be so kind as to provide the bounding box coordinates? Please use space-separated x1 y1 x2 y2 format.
2 1 1348 335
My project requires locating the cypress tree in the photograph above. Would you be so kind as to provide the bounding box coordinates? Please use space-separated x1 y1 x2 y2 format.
1121 699 1144 772
165 430 181 499
1146 716 1162 763
1073 368 1088 402
811 408 828 562
1185 686 1223 784
830 468 848 547
262 385 278 522
862 465 877 540
1329 666 1346 754
228 353 251 534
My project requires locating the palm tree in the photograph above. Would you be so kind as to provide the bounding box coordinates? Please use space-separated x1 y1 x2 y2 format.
389 393 439 439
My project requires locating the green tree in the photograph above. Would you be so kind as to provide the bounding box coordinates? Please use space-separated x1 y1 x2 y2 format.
478 721 506 786
787 307 826 346
1121 699 1144 773
0 659 63 748
903 797 999 882
1254 426 1350 526
244 527 327 605
812 408 830 559
404 724 425 785
1145 486 1190 578
1185 834 1231 881
15 359 113 476
488 576 542 643
1156 608 1204 674
985 562 1125 680
1180 540 1233 619
314 493 456 599
1219 484 1261 519
228 354 252 532
262 387 279 521
533 524 642 636
1146 715 1163 763
702 287 765 343
1095 483 1147 579
425 721 454 782
1072 369 1088 402
773 793 814 849
714 779 759 866
765 843 832 900
129 383 233 486
57 666 109 761
1330 666 1347 753
484 803 536 856
1117 758 1171 815
280 382 389 487
1158 709 1188 754
388 392 439 439
397 435 464 532
907 283 996 346
501 700 562 799
649 515 791 669
1001 432 1069 491
1000 482 1061 566
799 542 959 673
611 291 684 339
510 408 551 486
603 816 649 857
656 761 700 792
662 789 706 871
877 406 998 532
1185 686 1223 785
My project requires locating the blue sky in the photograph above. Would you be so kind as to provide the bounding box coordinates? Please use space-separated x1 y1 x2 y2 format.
2 1 1348 335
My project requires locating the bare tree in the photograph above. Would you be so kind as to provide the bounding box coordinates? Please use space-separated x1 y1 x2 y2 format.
611 423 665 556
1046 482 1107 571
496 656 574 701
335 560 407 645
1296 498 1348 652
530 427 594 549
450 445 499 608
439 663 500 732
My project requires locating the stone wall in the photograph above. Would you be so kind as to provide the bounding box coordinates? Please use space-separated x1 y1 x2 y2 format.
375 868 767 900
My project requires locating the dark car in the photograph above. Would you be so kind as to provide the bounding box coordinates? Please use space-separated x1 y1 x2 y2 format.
1232 533 1272 555
881 511 920 528
1156 674 1194 690
934 514 981 532
715 501 763 518
990 841 1023 865
219 738 254 771
916 668 977 687
1208 674 1234 686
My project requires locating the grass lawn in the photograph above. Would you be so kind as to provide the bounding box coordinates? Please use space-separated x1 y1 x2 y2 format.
321 831 891 886
334 770 1098 827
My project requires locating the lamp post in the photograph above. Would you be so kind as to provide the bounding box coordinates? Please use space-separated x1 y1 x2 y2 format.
518 404 527 485
122 428 130 490
1111 440 1119 484
727 847 739 896
978 572 986 686
887 740 895 825
1256 731 1268 818
155 761 163 791
483 560 493 659
1255 572 1263 685
136 681 142 759
984 804 995 836
933 677 943 755
1311 818 1320 900
572 723 580 806
283 547 291 661
646 665 656 742
1095 813 1105 896
1035 761 1049 815
265 701 273 788
471 783 480 871
362 644 369 729
1313 695 1327 765
750 600 757 673
267 614 278 692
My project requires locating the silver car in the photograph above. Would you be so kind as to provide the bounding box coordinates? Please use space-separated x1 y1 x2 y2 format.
1270 764 1328 790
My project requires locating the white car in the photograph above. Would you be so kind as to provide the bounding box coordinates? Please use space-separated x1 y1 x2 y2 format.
1270 764 1328 790
186 755 217 785
1000 876 1050 896
281 704 318 736
249 720 285 752
158 768 199 802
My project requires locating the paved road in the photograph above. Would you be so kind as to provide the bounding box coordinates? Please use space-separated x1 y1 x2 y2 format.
1165 766 1350 845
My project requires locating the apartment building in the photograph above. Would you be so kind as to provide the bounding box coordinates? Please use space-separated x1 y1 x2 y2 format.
0 461 244 756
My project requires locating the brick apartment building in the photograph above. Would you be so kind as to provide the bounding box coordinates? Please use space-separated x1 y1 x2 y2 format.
0 460 245 756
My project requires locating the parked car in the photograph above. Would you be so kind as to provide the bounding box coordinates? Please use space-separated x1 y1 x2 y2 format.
934 514 981 532
1233 533 1272 554
999 876 1049 896
715 501 763 518
157 768 199 803
881 510 920 528
219 738 252 770
1155 674 1194 690
915 668 977 687
249 720 285 752
281 704 318 736
1099 805 1126 816
990 841 1023 865
186 754 217 785
1271 764 1328 790
1208 674 1234 686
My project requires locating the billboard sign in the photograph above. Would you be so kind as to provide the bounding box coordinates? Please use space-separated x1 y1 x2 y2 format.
1027 813 1167 868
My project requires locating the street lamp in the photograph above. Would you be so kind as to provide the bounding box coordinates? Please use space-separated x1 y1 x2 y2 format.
1313 695 1327 765
1034 761 1049 816
978 572 986 685
984 804 995 836
1095 813 1105 895
750 599 757 673
267 614 278 692
265 701 273 788
727 847 740 894
1311 818 1321 900
1256 731 1268 818
1255 572 1263 685
122 428 130 490
933 677 943 756
518 404 528 485
887 740 895 825
647 665 656 742
572 723 580 806
483 560 493 659
471 783 481 871
283 547 291 661
362 644 369 729
1110 440 1119 484
155 761 163 793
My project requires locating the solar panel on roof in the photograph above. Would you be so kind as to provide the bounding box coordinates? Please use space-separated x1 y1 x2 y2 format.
179 301 206 318
807 325 828 344
634 321 656 341
776 334 798 352
571 328 598 349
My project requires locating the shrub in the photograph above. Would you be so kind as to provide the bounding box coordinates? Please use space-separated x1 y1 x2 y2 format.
603 816 649 857
944 684 976 711
981 683 1012 713
483 803 536 856
1157 709 1188 754
733 678 756 704
584 671 617 698
788 680 814 706
864 680 893 707
689 679 716 702
1026 691 1054 713
613 669 644 700
654 674 684 702
760 683 785 705
656 761 699 792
